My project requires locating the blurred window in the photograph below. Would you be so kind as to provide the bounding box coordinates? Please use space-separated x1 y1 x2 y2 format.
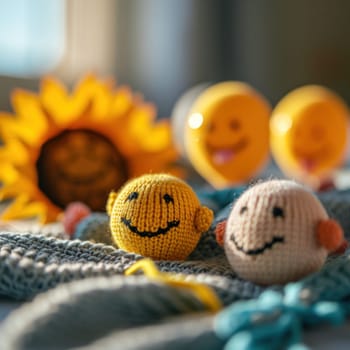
0 0 65 76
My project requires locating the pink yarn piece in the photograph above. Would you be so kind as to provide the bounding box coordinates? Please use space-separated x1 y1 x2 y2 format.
62 202 91 236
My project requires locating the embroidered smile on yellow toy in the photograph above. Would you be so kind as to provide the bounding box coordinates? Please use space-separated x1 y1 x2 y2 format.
107 174 213 260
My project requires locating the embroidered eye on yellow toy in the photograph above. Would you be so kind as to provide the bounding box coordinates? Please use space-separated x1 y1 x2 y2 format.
107 173 213 260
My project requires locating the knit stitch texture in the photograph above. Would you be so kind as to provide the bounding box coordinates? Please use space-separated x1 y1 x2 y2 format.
0 187 349 349
223 180 343 285
108 173 213 260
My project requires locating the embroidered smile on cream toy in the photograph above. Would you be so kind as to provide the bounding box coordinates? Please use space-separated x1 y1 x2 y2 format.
107 173 213 260
216 179 345 285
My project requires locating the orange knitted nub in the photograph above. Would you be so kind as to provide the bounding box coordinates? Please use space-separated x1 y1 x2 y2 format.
215 220 226 246
108 174 213 260
317 219 344 252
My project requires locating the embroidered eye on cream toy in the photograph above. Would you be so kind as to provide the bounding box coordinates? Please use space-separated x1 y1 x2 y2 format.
107 174 213 260
216 180 345 285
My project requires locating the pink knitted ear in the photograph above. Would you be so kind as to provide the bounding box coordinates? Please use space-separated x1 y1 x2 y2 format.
62 202 91 236
317 219 344 252
215 220 227 246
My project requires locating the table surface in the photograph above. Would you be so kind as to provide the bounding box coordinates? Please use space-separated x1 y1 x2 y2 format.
0 296 349 349
0 176 350 348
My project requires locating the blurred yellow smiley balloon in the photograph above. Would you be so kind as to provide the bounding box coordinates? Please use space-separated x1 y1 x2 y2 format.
270 85 350 187
173 82 271 188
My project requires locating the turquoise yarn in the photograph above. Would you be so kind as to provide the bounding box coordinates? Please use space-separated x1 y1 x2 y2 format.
214 256 350 350
196 187 245 214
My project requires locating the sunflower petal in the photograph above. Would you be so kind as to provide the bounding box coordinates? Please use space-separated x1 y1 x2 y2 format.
11 90 49 146
110 87 133 116
1 194 49 223
128 105 172 151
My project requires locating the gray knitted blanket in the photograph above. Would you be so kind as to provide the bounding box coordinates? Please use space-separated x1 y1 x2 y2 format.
0 189 349 349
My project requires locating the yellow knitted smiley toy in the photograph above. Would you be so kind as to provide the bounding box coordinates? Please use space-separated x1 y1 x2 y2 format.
107 174 213 260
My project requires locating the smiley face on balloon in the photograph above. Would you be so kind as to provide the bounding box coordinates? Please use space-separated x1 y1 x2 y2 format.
172 82 271 188
270 85 350 189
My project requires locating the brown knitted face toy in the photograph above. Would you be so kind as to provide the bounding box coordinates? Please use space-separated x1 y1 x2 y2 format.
107 174 213 260
216 180 344 285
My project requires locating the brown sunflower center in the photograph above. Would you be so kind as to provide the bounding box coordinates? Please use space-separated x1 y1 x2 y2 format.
36 129 128 210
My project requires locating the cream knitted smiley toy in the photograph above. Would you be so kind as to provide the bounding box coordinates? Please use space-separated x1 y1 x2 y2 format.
107 174 213 260
216 180 345 285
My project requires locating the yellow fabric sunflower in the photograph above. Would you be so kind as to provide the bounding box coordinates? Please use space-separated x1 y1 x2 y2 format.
0 75 181 223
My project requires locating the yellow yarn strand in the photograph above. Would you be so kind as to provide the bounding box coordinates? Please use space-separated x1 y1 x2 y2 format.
125 259 222 312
